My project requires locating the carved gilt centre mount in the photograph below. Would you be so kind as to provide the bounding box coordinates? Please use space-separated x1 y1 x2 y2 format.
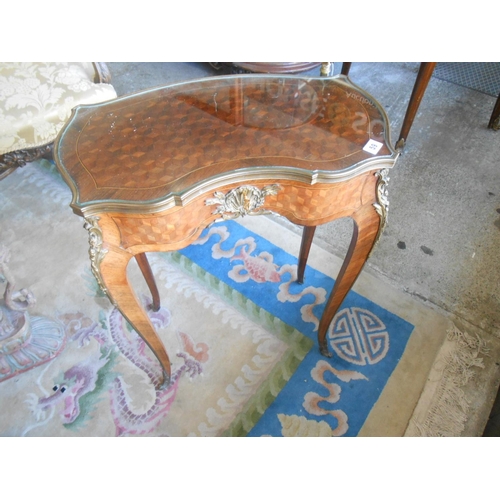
206 184 281 221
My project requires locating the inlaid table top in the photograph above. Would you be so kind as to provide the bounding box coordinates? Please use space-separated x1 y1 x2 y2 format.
55 74 396 215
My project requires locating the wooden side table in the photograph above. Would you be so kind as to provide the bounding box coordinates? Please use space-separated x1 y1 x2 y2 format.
54 73 398 387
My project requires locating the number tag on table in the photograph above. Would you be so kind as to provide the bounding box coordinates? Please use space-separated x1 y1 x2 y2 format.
363 139 383 155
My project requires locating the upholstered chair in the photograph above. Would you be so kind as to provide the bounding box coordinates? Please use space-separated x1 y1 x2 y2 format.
0 62 117 180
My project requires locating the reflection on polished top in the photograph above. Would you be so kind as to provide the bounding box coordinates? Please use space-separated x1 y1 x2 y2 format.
54 74 396 211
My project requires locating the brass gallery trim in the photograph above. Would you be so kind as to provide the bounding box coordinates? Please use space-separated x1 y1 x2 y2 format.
74 158 397 217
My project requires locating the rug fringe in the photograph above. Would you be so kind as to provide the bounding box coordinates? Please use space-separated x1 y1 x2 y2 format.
405 325 488 437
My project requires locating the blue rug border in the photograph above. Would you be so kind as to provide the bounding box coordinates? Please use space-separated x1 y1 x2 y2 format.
178 219 415 436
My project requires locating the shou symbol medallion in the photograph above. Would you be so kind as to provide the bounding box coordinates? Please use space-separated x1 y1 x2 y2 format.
328 307 389 365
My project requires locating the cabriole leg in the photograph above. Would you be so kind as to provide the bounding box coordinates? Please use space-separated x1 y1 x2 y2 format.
99 247 172 387
317 203 382 357
83 216 171 387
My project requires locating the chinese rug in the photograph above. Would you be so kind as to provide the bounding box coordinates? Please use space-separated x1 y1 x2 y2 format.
0 159 449 437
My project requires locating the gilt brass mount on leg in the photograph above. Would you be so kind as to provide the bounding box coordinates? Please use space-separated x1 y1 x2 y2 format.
83 216 111 301
369 168 390 258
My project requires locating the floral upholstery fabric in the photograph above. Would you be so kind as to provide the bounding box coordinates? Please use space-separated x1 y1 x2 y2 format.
0 62 117 155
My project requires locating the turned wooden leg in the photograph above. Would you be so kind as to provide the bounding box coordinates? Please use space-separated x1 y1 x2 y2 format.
99 247 171 387
396 62 436 149
297 225 316 284
135 252 161 312
317 203 381 357
341 62 352 76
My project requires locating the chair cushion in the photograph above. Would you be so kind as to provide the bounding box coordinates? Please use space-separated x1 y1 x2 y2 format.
0 62 117 155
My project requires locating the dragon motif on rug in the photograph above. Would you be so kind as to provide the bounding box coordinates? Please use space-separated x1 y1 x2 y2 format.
107 305 208 436
30 297 209 436
36 352 111 425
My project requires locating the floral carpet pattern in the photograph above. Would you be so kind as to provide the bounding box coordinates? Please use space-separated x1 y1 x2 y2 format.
0 160 414 436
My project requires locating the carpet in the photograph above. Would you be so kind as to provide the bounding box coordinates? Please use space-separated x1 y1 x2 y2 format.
0 160 452 436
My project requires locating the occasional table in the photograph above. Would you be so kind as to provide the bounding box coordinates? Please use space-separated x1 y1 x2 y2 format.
54 73 398 387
